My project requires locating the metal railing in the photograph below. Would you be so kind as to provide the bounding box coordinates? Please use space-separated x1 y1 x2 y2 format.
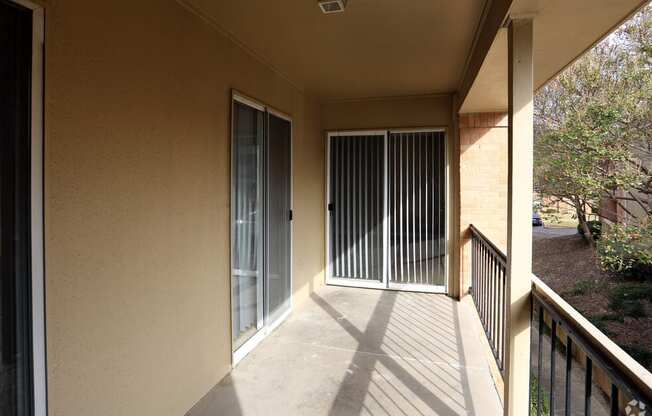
469 225 652 414
469 224 506 374
531 276 652 416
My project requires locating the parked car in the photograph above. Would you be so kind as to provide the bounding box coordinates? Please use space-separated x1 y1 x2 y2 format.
532 213 544 226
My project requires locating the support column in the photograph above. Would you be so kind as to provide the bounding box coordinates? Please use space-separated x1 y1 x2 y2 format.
504 18 534 416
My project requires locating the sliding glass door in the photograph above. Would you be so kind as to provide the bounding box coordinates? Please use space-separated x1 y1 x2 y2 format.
326 129 447 292
231 100 265 350
328 133 385 286
265 113 292 324
231 95 292 359
1 1 38 414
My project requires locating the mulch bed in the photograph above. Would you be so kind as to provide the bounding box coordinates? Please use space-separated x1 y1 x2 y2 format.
533 232 652 371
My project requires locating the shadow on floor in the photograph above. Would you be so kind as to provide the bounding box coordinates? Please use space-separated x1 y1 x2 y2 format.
187 286 501 416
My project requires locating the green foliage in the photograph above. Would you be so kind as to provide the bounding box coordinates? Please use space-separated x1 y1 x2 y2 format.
577 220 602 239
530 375 551 416
608 282 652 318
588 314 621 336
622 345 652 371
597 222 652 279
534 5 652 229
565 280 601 297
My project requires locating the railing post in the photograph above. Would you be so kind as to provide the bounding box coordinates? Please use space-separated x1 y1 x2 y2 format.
504 17 534 416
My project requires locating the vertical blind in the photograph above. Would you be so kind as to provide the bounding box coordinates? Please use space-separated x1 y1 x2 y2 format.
387 131 446 286
328 131 446 288
329 135 384 281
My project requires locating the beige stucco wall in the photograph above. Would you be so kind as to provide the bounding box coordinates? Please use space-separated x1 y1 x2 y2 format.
321 95 452 131
42 1 323 415
459 113 508 294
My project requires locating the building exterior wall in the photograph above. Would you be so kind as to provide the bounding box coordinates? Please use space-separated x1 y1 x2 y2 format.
459 113 508 294
321 95 456 294
321 95 452 131
42 1 323 415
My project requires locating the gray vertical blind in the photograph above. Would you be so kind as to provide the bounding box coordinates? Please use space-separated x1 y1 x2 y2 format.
387 131 446 286
328 131 446 288
266 113 292 323
329 135 384 280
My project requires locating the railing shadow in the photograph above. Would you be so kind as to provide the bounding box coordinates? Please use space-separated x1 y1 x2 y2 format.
310 291 478 415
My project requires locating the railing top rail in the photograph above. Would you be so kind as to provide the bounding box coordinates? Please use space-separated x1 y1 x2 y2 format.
532 274 652 403
469 224 507 261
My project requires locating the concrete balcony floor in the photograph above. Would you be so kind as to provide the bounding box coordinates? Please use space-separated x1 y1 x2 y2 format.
189 286 503 416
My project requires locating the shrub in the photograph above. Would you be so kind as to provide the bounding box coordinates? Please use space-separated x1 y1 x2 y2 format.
577 220 602 239
597 222 652 279
608 282 652 318
565 280 602 297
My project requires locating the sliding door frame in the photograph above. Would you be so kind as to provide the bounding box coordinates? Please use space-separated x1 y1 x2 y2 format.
230 91 293 366
264 107 293 333
325 130 388 290
3 1 48 414
325 128 449 294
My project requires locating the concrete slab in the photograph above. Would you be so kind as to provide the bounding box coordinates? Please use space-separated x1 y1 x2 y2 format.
188 286 503 416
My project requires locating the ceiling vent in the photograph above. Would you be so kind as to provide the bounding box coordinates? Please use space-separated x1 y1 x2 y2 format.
318 0 346 14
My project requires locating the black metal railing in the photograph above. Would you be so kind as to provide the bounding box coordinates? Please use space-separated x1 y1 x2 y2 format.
531 277 652 416
469 224 507 373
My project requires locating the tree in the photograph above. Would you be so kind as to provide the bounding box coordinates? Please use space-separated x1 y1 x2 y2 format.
534 4 652 243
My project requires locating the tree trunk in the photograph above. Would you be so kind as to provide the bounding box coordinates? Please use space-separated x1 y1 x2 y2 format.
576 203 595 247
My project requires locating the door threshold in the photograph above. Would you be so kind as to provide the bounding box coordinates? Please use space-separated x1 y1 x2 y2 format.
326 280 447 294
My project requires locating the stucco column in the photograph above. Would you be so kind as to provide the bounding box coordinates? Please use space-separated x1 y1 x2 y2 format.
504 18 534 416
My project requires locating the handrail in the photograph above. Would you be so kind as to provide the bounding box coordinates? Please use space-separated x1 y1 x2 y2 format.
469 225 507 374
469 224 652 412
532 274 652 407
469 224 506 264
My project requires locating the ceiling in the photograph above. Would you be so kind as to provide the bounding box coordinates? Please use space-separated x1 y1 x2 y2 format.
460 0 648 113
183 0 487 101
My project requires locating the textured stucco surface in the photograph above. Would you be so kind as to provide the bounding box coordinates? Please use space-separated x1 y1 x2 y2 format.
43 1 323 415
321 95 452 132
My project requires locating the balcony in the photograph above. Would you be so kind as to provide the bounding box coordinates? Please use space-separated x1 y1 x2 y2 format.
188 286 503 415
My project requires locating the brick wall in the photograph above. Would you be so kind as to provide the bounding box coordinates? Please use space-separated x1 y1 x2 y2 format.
459 113 508 294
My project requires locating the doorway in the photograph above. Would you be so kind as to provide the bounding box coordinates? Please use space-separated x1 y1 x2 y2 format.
326 129 447 293
230 93 292 363
0 0 45 415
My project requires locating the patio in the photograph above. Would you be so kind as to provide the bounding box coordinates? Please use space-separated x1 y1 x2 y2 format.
188 286 502 416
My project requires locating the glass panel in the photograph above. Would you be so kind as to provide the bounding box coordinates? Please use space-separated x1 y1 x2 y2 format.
1 2 34 414
266 114 291 323
328 135 384 281
387 131 446 286
232 101 265 350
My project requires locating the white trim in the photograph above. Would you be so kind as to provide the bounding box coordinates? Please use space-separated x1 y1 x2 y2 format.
381 131 389 286
16 1 48 414
328 129 387 137
324 128 450 294
387 283 447 294
267 106 292 123
232 91 266 112
389 127 447 134
325 277 386 290
232 308 291 366
444 128 450 295
230 91 294 366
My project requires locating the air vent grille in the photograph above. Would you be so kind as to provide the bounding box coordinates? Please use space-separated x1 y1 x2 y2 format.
319 0 346 14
